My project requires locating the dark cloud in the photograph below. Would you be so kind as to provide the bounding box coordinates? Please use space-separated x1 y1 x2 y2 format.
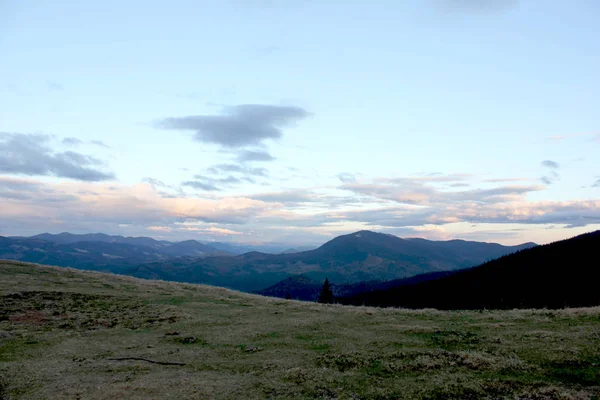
62 137 84 146
156 104 310 148
541 160 560 169
182 174 255 191
236 149 276 162
540 171 560 185
182 181 220 191
436 0 518 13
540 161 560 185
0 177 77 202
0 178 41 200
0 133 115 181
337 172 357 183
207 163 268 177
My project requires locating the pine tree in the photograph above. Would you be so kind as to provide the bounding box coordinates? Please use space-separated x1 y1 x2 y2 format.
318 278 334 304
285 292 292 300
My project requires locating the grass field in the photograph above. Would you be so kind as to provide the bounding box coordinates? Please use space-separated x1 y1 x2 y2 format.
1 260 599 399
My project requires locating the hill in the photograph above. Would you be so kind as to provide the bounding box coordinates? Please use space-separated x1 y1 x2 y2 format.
130 230 535 291
1 260 599 399
341 230 600 309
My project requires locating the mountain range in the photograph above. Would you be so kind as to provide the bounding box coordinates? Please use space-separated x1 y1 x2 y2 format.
339 230 600 309
119 230 535 291
2 229 596 309
0 233 233 272
0 230 536 293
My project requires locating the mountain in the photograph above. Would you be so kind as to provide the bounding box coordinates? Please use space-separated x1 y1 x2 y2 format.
0 236 162 272
280 246 316 254
129 230 535 292
28 233 303 256
0 234 228 272
255 270 457 301
30 232 168 248
339 231 600 310
24 233 227 257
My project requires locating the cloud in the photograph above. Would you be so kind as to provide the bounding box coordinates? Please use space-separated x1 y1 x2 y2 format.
142 177 167 188
540 160 560 185
341 176 543 206
184 162 268 192
383 173 473 183
236 149 276 162
182 174 255 191
207 163 268 177
0 180 279 231
1 174 599 244
0 132 115 181
0 176 77 202
541 160 560 169
448 183 470 187
593 179 600 188
540 171 559 185
337 172 357 183
62 137 84 146
252 189 316 205
182 180 220 191
483 177 530 183
321 199 600 229
61 138 111 149
91 140 111 149
156 104 310 148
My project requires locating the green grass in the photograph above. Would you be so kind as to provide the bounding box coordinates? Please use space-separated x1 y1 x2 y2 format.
1 259 599 399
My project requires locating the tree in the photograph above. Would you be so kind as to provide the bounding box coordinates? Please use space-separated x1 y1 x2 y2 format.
285 292 292 300
318 278 334 304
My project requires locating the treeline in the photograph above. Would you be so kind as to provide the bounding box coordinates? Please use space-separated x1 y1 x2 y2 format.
337 231 600 310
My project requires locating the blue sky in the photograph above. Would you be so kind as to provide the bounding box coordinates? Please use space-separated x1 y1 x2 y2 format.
1 0 598 245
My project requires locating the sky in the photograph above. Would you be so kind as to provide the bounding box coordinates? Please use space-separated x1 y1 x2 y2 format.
0 0 599 246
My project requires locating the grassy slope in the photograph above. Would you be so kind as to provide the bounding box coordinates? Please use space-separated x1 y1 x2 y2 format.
1 260 599 400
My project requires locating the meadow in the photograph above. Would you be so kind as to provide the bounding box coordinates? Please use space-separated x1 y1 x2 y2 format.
1 260 599 399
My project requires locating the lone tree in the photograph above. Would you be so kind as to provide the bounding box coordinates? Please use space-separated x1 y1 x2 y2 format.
318 278 334 304
285 292 292 300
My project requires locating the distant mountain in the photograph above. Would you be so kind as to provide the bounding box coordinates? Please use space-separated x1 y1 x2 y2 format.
27 233 307 256
129 230 535 292
30 232 168 248
24 233 227 257
339 231 600 309
0 234 228 272
280 246 315 254
0 236 162 272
